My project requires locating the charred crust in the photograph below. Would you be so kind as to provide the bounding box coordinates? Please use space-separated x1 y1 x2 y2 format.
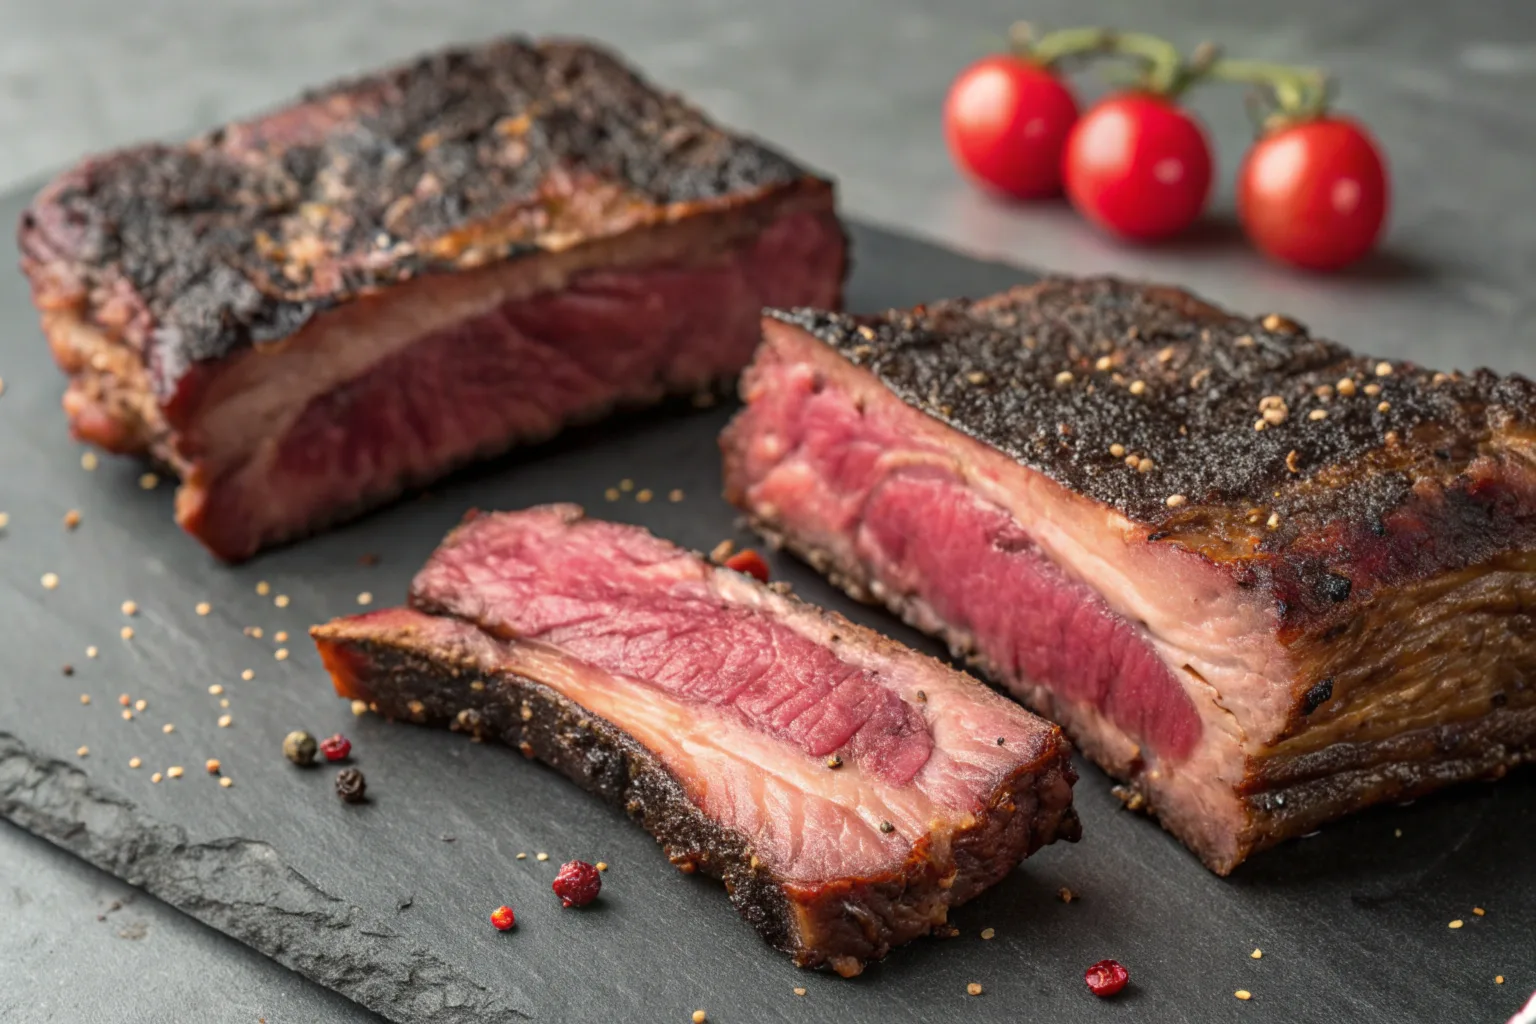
1317 572 1353 603
1302 678 1335 716
19 36 828 389
311 614 1078 974
768 279 1536 632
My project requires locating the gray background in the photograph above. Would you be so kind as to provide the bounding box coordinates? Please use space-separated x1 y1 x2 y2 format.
1 0 1532 1020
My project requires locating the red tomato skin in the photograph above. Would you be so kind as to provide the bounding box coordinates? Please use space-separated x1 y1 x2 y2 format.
1063 93 1214 242
1237 117 1389 271
944 56 1080 199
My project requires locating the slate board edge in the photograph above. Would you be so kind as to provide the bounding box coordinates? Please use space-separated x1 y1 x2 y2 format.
0 731 527 1024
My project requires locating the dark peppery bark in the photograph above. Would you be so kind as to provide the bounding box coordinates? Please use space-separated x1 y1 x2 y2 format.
722 278 1536 873
311 507 1080 975
19 36 847 561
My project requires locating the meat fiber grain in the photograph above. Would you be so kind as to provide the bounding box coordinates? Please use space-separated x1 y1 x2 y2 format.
312 506 1079 974
722 277 1536 874
20 37 847 561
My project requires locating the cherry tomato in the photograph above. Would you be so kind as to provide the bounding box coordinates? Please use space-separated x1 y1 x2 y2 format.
944 56 1080 199
1237 116 1389 271
1063 92 1214 242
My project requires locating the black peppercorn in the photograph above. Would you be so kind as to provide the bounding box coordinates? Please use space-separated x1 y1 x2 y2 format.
335 767 367 803
283 730 318 766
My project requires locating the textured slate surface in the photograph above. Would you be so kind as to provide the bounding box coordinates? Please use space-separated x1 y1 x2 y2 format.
1 190 1532 1023
0 820 379 1024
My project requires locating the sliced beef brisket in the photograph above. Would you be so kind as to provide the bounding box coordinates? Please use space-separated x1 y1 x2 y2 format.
721 277 1536 874
311 506 1079 975
20 37 846 561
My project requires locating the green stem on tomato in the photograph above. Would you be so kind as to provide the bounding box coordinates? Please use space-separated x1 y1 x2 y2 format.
1022 26 1208 96
1206 58 1332 118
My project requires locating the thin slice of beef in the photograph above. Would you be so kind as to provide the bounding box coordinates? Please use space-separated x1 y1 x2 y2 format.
19 37 846 562
310 505 1079 975
721 277 1536 875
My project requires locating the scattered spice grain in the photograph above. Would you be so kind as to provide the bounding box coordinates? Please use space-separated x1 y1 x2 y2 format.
209 684 224 696
1449 919 1464 929
135 699 147 712
1128 379 1146 395
981 928 996 940
1308 409 1328 421
1059 887 1076 903
122 710 134 721
604 487 620 501
41 572 59 590
357 592 373 606
1337 378 1357 396
162 723 175 734
552 860 601 907
596 862 608 872
120 626 134 640
274 594 290 608
516 853 527 860
128 758 141 769
275 648 289 661
619 479 634 492
1375 361 1394 377
1055 371 1075 387
692 1011 707 1024
536 852 549 862
1364 383 1382 396
636 489 653 503
284 731 317 766
205 759 221 774
1378 401 1392 413
242 669 255 680
1166 494 1187 508
81 451 98 471
350 699 369 716
245 626 264 638
76 746 89 757
121 600 138 616
1109 443 1125 457
825 755 843 769
195 601 211 616
1473 907 1486 916
151 772 162 783
139 472 159 490
335 768 367 803
167 766 184 779
1136 457 1155 474
1497 976 1505 985
668 489 685 503
77 690 87 701
1251 949 1263 959
794 987 807 996
219 777 233 788
63 509 82 530
1235 990 1252 1001
274 631 289 642
256 581 270 596
966 983 983 996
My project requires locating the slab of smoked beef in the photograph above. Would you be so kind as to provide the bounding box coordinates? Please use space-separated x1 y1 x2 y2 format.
721 277 1536 875
311 506 1079 975
18 38 846 561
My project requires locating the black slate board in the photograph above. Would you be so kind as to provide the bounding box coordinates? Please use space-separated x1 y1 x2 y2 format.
1 185 1531 1024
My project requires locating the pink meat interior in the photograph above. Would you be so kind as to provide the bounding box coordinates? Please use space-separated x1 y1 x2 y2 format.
730 331 1204 764
177 207 845 559
410 506 934 784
